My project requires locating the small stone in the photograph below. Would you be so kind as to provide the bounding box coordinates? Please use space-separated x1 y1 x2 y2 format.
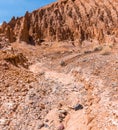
59 113 65 121
37 122 44 129
59 109 67 116
45 119 49 122
60 60 66 66
73 104 83 111
57 123 65 130
44 124 49 128
58 103 63 108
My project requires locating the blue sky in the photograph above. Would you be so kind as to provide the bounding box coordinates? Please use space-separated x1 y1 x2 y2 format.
0 0 56 24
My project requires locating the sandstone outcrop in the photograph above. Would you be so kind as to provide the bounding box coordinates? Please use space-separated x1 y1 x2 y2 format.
0 0 118 130
0 0 118 44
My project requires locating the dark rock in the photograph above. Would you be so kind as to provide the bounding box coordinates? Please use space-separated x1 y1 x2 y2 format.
60 60 66 66
44 124 49 128
59 109 68 116
45 119 49 122
73 104 83 111
37 122 44 129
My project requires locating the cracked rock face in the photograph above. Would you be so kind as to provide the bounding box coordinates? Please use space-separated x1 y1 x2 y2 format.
0 0 118 44
0 0 118 130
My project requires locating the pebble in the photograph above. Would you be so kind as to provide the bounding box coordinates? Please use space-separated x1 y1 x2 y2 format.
37 122 44 129
57 123 65 130
73 104 83 111
58 109 67 115
44 124 49 128
45 119 49 122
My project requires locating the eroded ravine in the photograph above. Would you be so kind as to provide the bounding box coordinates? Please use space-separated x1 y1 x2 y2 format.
28 49 118 130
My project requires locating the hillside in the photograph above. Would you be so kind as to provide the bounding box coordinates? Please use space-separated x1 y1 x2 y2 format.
0 0 118 130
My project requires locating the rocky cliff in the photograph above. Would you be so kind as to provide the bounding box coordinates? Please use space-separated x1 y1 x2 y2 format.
0 0 118 45
0 0 118 130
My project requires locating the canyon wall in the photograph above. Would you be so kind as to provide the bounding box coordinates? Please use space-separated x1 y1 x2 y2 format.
0 0 118 44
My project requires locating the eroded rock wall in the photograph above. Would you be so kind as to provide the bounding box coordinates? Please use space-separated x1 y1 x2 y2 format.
0 0 118 44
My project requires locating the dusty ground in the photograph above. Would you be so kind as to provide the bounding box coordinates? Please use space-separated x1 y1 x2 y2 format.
0 41 118 130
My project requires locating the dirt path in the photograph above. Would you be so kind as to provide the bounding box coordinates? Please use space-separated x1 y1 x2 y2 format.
29 55 118 130
1 41 117 130
29 62 89 130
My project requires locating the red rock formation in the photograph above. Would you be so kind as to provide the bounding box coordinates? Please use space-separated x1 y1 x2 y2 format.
0 0 118 44
0 1 118 130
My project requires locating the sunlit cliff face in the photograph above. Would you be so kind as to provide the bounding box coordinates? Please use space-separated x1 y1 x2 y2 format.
0 0 117 45
0 0 118 130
